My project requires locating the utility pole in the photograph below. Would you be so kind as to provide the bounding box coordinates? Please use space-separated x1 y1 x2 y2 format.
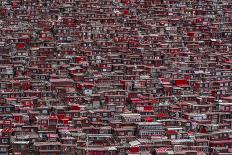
86 134 89 155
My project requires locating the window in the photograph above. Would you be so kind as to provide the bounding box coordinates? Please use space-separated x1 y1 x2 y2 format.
128 132 133 136
225 106 230 111
119 149 125 153
2 139 8 144
5 108 10 112
42 110 47 114
20 145 24 149
0 147 7 151
41 120 47 124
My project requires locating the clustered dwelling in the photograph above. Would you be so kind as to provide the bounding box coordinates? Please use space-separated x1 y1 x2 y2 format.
0 0 232 155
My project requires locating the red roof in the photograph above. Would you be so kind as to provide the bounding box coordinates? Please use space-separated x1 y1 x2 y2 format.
147 99 159 104
16 43 25 49
156 113 168 118
131 98 142 104
175 79 188 86
123 10 129 15
144 117 153 122
2 128 13 133
49 116 58 120
225 60 232 64
130 146 139 153
166 130 178 135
